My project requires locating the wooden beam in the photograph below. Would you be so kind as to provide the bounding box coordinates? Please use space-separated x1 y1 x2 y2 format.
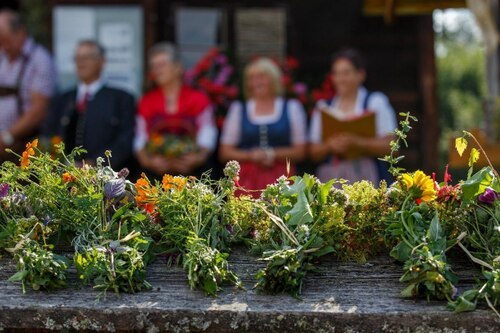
418 15 439 173
364 0 466 16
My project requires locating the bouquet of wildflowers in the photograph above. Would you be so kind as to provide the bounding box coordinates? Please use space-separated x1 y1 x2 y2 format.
0 140 152 295
133 162 242 296
235 173 387 298
144 132 198 158
383 116 499 316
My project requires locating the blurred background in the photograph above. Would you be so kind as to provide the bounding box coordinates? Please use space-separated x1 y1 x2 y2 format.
2 0 499 175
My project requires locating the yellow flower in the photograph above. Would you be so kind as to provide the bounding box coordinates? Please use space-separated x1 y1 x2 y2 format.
162 174 187 191
400 170 436 202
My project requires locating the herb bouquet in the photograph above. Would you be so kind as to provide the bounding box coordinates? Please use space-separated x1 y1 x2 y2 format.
382 116 499 315
133 161 242 296
0 141 152 295
228 172 388 298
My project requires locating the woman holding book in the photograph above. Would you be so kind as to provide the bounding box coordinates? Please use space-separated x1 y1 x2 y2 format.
219 58 307 196
309 48 397 184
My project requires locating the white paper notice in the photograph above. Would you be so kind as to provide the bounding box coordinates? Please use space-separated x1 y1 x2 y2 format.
98 22 136 93
54 7 95 72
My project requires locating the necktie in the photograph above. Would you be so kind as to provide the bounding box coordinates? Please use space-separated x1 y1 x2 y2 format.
76 91 90 114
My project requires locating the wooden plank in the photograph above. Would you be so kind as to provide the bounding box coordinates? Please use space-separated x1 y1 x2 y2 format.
0 248 498 332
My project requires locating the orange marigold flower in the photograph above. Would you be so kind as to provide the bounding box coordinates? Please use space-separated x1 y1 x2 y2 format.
162 174 187 191
135 174 158 213
20 139 38 169
51 136 62 145
62 172 76 183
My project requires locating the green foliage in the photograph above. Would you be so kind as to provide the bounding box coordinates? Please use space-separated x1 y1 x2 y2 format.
74 242 151 295
386 196 458 301
379 112 418 177
183 234 241 296
255 247 309 299
152 172 240 296
252 174 386 296
461 167 494 202
437 43 486 133
341 181 388 262
435 22 486 165
9 239 68 293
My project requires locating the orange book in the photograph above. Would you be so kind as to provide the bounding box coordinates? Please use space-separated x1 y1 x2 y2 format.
321 111 376 159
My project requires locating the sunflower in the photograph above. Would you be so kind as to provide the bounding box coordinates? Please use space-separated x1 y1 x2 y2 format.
20 139 38 169
400 170 436 203
162 174 187 191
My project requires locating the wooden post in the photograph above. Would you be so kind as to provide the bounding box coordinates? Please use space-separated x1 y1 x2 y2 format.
418 15 439 173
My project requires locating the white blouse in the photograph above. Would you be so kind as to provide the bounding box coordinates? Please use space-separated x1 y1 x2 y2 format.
309 87 397 143
220 97 307 146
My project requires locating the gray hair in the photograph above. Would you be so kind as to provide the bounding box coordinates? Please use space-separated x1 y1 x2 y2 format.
78 39 106 58
78 39 106 57
0 9 25 33
148 42 181 63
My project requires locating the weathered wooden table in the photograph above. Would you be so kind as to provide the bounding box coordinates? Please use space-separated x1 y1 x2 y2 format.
0 248 498 333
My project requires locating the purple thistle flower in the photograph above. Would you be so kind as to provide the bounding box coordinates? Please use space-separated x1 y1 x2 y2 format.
478 187 499 205
104 178 126 200
0 183 9 199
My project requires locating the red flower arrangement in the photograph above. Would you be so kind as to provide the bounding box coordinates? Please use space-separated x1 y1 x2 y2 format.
311 74 336 104
184 48 239 129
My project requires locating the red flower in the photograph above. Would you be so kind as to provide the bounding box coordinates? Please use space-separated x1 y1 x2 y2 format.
443 164 452 185
285 56 300 70
437 185 460 203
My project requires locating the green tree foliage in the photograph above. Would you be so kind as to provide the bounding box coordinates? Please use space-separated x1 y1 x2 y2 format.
434 10 487 164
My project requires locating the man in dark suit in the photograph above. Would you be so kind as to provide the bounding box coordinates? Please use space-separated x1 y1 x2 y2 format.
44 40 135 169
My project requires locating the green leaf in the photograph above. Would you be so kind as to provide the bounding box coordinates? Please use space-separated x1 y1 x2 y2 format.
461 167 493 202
319 179 335 204
390 242 412 262
203 278 217 296
455 137 467 157
8 270 28 282
287 191 313 226
428 213 442 243
310 246 334 258
401 283 416 298
448 290 478 313
468 148 480 167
